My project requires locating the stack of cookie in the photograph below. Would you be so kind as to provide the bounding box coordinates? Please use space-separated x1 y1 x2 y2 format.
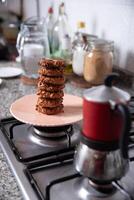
36 58 65 115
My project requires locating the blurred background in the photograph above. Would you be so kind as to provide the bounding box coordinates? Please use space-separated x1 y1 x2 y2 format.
0 0 134 73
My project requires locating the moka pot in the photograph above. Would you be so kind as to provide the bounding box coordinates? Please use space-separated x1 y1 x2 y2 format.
75 74 131 183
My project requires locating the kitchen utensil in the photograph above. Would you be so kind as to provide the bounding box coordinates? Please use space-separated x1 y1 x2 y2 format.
10 94 82 127
75 73 131 183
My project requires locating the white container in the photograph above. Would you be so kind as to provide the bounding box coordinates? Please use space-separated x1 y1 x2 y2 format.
72 47 87 76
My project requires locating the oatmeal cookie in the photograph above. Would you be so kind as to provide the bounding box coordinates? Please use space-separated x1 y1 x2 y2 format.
38 67 64 76
39 58 65 69
36 104 64 115
38 82 65 92
39 76 65 85
37 97 63 108
37 90 64 99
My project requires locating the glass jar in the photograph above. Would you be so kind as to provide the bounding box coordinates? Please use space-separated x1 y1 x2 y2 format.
16 17 50 78
72 33 97 76
84 39 114 84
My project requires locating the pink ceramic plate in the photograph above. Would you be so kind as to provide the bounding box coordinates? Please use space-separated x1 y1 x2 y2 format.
10 94 83 127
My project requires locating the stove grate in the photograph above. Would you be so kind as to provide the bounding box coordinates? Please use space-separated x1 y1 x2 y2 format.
23 138 134 200
25 148 77 200
114 181 134 200
0 117 76 163
9 122 23 139
45 173 81 200
0 118 24 161
25 156 134 200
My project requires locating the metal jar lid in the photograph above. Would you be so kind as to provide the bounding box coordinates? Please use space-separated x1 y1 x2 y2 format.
90 39 114 52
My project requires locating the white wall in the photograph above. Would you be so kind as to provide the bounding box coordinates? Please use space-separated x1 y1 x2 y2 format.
11 0 134 72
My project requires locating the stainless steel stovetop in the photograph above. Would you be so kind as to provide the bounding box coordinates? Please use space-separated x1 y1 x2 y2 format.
0 118 81 200
0 97 134 200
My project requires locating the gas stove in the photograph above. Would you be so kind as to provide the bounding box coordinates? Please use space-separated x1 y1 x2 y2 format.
0 97 134 200
0 117 81 200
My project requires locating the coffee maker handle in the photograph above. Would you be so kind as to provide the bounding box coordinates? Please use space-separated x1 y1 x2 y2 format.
115 104 131 159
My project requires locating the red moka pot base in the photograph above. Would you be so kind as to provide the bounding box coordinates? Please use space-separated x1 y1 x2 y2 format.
83 99 123 142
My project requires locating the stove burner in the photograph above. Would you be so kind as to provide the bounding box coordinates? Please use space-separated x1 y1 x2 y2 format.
29 125 76 148
74 178 131 200
33 125 72 138
88 180 115 193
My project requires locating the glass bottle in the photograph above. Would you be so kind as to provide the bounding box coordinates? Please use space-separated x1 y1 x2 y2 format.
16 17 50 78
45 6 55 54
84 39 114 84
51 2 71 57
60 34 73 75
72 21 86 49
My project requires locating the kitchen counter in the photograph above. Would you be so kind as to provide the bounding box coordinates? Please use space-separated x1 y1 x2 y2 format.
0 61 133 200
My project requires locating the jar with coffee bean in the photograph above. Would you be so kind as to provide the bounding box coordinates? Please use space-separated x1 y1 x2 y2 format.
84 39 114 85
